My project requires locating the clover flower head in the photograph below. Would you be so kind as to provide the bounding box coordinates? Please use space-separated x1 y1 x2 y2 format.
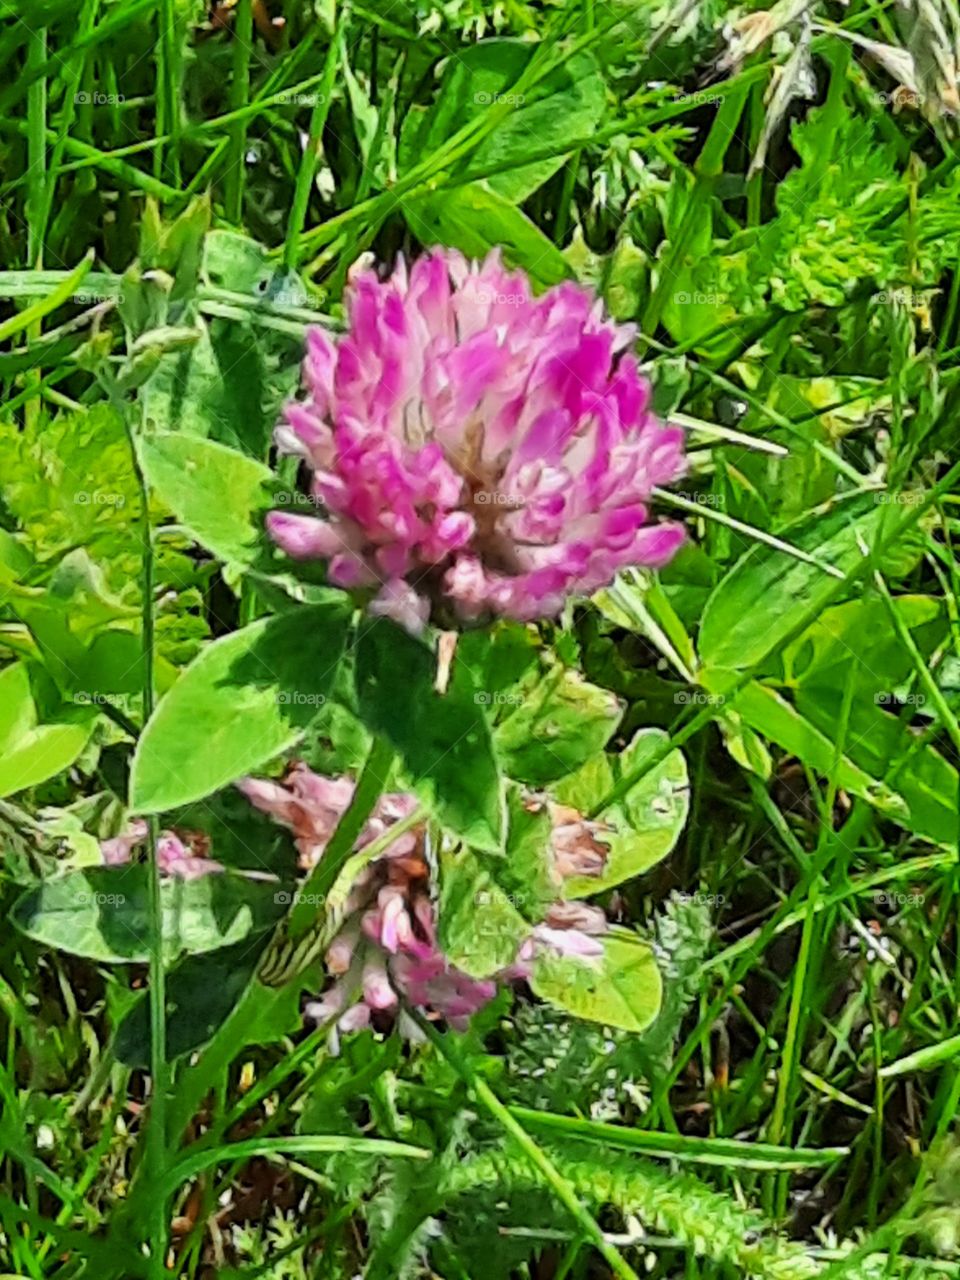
266 248 686 632
100 773 616 1040
240 766 496 1037
101 820 223 880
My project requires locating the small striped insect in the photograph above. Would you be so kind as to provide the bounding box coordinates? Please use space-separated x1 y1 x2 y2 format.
258 918 330 988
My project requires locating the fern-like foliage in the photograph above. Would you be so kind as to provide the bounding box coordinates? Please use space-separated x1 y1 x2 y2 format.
367 1140 829 1280
503 891 711 1117
444 1147 823 1280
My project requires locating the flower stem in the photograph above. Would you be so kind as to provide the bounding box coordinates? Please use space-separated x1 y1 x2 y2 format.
225 0 253 225
169 738 398 1146
126 402 168 1277
288 735 397 937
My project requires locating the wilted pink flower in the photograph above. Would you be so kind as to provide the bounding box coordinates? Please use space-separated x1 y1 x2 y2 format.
101 820 223 880
239 765 421 872
542 799 611 881
242 766 496 1036
511 901 609 978
500 799 611 980
266 248 686 631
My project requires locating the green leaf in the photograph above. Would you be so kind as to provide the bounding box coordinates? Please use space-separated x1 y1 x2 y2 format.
0 528 33 582
354 619 504 851
0 250 93 344
140 320 276 455
780 594 943 690
439 785 574 976
139 431 274 567
139 195 210 304
115 939 267 1066
698 494 885 673
403 183 569 288
708 595 957 847
438 845 531 978
0 663 93 799
165 1136 429 1198
879 1032 960 1079
511 1108 848 1169
450 624 541 697
499 784 560 912
494 668 622 786
0 663 35 750
555 729 689 898
717 710 773 779
0 405 140 573
0 727 92 793
400 41 606 204
203 228 281 295
530 931 662 1033
0 725 93 800
11 867 283 964
130 602 351 813
7 551 160 702
717 679 958 849
0 401 211 673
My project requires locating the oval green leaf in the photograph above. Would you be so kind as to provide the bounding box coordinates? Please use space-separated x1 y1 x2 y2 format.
403 183 569 288
530 931 662 1033
438 845 530 978
354 618 505 851
11 866 283 964
399 41 606 204
494 669 622 786
139 431 274 567
555 728 689 898
0 725 93 800
131 601 351 812
698 493 884 673
0 662 93 799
